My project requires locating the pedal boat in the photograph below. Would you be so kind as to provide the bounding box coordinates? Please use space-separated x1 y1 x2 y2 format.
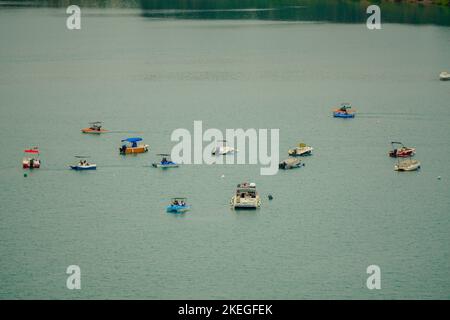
81 121 107 134
288 143 313 156
166 198 190 213
394 159 421 172
22 148 40 169
389 142 415 158
119 137 149 155
152 154 179 168
231 182 261 209
279 157 304 170
333 103 356 118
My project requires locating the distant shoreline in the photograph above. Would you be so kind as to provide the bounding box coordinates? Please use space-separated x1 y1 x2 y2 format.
368 0 449 6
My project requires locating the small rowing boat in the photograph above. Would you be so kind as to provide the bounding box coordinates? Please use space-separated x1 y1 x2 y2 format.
166 197 190 213
333 103 356 118
81 121 108 134
152 154 179 168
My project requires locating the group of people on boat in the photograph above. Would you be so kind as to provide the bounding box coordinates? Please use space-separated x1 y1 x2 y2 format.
172 199 186 206
78 160 90 166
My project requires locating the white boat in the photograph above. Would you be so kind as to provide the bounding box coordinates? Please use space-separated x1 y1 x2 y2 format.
231 182 261 209
288 143 313 156
394 159 421 172
279 157 304 170
439 71 450 81
212 140 237 155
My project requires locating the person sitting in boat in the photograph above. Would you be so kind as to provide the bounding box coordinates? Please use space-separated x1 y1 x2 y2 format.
120 145 127 153
162 157 167 164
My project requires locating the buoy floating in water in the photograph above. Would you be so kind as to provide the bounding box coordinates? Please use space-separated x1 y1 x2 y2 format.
437 176 441 180
268 194 273 200
24 173 27 177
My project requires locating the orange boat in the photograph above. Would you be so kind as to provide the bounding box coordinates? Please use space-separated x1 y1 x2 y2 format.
119 137 149 155
81 122 108 134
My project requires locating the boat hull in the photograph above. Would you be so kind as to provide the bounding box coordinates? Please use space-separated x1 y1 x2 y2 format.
23 160 40 169
333 111 355 118
81 128 108 134
231 196 261 209
152 163 179 168
70 165 97 170
394 160 421 172
288 147 313 156
166 205 190 213
389 148 415 158
120 145 149 154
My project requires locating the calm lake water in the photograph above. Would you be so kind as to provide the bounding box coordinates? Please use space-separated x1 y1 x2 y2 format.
0 2 449 299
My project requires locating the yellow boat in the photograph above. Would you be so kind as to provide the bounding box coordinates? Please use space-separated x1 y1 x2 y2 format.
119 137 149 155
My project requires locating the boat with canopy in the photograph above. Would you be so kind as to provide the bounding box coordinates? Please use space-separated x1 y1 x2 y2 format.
389 142 415 158
333 103 356 118
119 137 149 155
22 147 40 169
70 156 97 170
152 154 179 168
288 142 313 156
166 197 190 213
231 182 261 209
81 121 108 134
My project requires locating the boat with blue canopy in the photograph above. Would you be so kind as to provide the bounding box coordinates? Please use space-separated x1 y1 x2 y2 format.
152 154 179 168
119 137 149 155
166 197 190 213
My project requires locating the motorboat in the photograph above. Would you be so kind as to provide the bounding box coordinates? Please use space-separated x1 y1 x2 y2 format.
119 137 149 155
333 103 356 118
81 121 108 134
231 182 261 209
288 142 313 156
389 141 415 158
212 140 236 155
394 159 421 172
22 147 40 169
279 157 304 170
439 71 450 81
70 156 96 170
166 197 190 213
152 154 179 168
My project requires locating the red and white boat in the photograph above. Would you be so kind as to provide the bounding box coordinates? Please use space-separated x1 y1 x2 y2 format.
23 147 41 169
389 142 415 158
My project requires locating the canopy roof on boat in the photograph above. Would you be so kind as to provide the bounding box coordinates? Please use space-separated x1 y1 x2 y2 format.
157 153 170 156
122 137 142 143
89 121 102 124
24 148 39 154
171 197 187 200
391 141 405 147
74 155 90 158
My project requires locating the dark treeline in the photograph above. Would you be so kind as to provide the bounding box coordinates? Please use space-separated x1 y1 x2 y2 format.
3 0 450 26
